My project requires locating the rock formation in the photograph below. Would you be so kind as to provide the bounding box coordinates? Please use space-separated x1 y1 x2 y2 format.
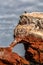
0 12 43 65
0 47 29 65
10 12 43 65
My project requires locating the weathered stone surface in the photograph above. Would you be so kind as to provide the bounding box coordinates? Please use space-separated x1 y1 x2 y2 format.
0 47 29 65
10 12 43 64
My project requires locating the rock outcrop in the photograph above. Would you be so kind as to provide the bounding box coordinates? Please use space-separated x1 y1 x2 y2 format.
0 47 29 65
10 12 43 65
0 12 43 65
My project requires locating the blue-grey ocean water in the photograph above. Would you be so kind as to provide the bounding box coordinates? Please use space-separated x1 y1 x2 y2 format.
0 0 43 56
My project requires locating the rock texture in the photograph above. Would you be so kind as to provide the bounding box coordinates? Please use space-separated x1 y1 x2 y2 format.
10 12 43 65
0 47 29 65
0 12 43 65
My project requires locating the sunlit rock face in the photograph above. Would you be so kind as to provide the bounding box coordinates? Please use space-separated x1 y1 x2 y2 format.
14 12 43 39
13 12 43 64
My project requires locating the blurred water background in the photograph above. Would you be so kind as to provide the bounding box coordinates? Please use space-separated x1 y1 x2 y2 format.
0 0 43 57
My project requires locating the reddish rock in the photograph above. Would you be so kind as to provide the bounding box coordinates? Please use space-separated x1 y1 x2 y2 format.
0 12 43 65
10 12 43 64
0 47 29 65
